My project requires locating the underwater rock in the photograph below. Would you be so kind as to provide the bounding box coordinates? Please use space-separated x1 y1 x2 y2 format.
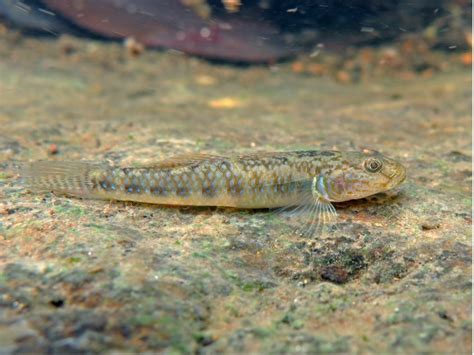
1 0 295 62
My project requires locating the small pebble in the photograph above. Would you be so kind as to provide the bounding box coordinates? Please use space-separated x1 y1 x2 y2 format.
421 219 441 231
48 143 58 155
461 52 472 66
320 265 349 284
208 97 242 109
124 37 145 57
335 70 352 84
291 61 305 73
195 75 217 86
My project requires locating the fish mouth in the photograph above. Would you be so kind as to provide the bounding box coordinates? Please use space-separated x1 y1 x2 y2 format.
385 166 406 189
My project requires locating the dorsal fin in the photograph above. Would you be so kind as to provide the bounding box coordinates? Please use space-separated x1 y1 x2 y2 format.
145 153 223 169
236 152 287 160
141 151 292 169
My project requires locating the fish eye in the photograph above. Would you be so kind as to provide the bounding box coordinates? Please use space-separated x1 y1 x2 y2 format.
364 158 383 173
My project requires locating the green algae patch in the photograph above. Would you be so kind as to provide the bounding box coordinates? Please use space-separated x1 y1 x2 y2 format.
53 204 88 218
0 172 10 180
66 256 83 264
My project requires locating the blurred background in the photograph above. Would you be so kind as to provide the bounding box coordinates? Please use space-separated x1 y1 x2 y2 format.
0 0 471 67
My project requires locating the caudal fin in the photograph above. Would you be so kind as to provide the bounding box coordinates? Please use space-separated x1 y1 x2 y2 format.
20 161 100 197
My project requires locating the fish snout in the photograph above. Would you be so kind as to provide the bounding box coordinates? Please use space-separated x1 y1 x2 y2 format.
386 162 406 189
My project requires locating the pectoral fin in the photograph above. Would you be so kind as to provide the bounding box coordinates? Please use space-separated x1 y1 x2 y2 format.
275 188 337 237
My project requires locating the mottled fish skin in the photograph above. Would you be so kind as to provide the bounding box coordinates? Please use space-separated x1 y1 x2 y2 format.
22 150 406 209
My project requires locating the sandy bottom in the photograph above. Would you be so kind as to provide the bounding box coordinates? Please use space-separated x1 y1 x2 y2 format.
0 32 471 353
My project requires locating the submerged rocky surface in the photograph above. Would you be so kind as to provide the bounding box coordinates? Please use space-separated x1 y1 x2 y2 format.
0 31 471 353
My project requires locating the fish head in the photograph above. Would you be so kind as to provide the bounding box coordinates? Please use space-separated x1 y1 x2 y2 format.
319 150 406 202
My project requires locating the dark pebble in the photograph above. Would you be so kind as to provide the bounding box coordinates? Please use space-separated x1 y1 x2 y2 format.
320 266 349 284
421 219 441 230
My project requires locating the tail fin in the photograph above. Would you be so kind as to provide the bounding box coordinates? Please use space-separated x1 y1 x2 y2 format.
20 161 101 197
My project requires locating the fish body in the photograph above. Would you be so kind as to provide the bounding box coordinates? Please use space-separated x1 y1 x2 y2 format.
22 150 406 210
